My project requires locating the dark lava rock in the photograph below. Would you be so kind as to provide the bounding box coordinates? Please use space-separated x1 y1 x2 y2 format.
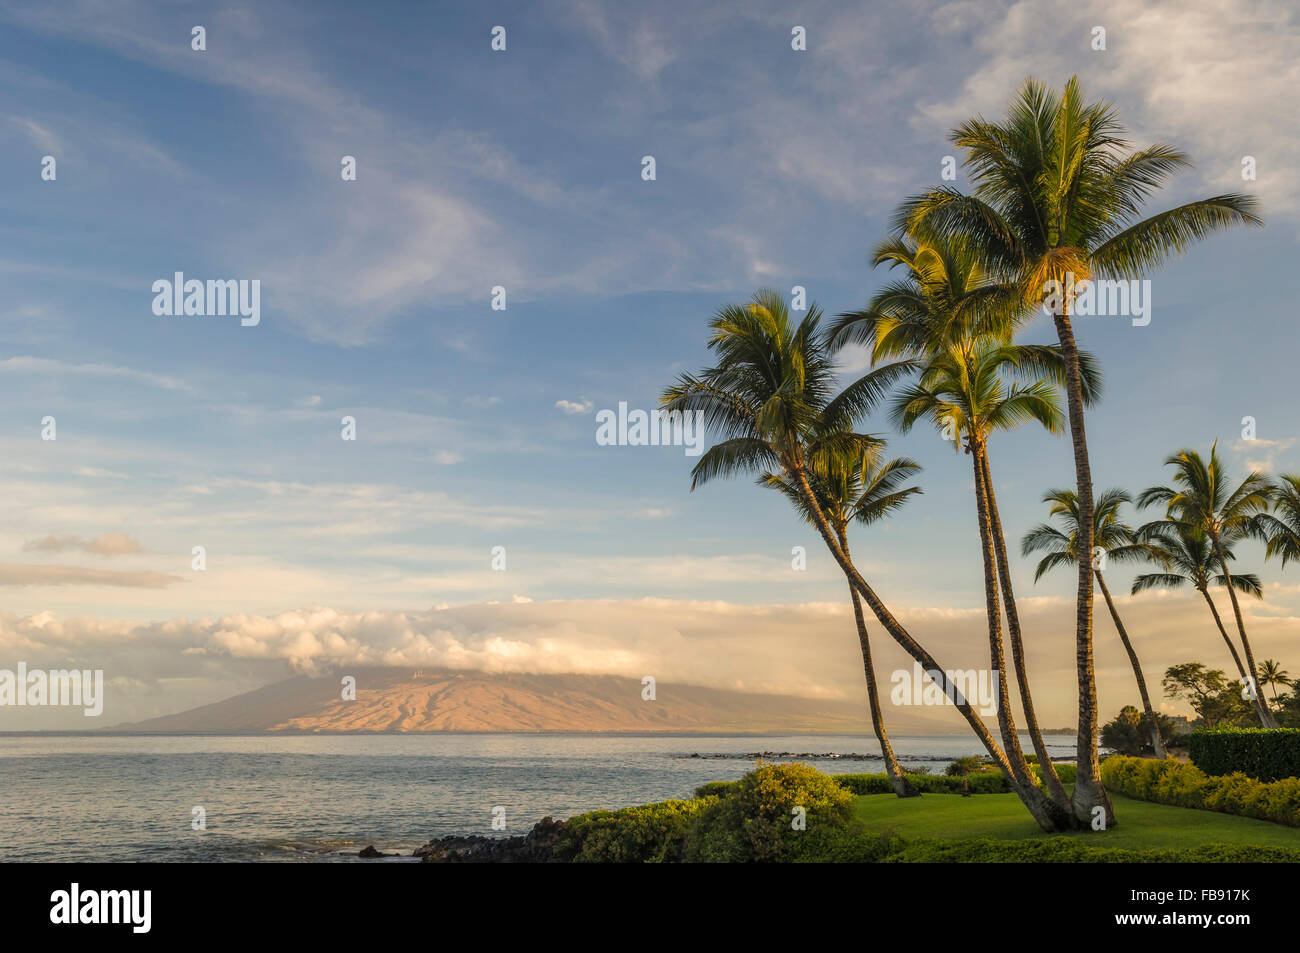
418 816 567 863
358 844 385 858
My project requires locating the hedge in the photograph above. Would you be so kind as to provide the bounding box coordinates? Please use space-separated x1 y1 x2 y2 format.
1189 727 1300 782
1101 755 1300 827
696 764 1078 799
833 763 1076 796
884 837 1300 863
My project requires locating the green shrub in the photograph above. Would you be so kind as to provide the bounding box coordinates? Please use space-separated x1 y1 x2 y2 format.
884 837 1300 863
692 780 740 799
1039 762 1077 786
1189 727 1300 782
1101 754 1300 827
945 756 985 776
683 762 854 863
559 797 715 862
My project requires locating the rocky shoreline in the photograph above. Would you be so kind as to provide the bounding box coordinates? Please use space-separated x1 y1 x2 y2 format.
351 817 568 862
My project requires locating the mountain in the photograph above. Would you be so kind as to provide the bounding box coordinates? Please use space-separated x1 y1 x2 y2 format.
113 667 970 733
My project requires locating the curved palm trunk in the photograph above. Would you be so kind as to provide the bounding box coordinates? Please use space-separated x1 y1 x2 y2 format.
1094 571 1166 759
1051 309 1113 827
1199 586 1250 681
977 447 1071 804
1208 534 1278 728
838 529 918 798
784 459 1072 832
968 446 1040 797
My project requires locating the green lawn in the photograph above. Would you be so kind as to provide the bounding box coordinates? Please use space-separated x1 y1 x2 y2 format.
851 792 1300 851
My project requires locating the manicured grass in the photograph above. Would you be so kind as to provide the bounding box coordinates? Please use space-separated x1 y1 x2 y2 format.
851 791 1300 851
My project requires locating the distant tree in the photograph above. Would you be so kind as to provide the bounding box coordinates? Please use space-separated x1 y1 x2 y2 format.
1101 705 1179 757
1272 685 1300 729
1132 517 1270 727
945 756 985 777
1138 445 1277 727
1259 659 1292 708
1162 662 1256 728
1023 487 1167 757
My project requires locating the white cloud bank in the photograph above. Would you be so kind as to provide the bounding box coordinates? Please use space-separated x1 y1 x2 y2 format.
2 589 1296 728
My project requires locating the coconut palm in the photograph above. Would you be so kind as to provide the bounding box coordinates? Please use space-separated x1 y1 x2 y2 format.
831 229 1025 365
832 231 1077 807
660 289 1072 831
902 75 1263 822
1022 488 1166 758
888 341 1092 806
1137 444 1277 727
1258 659 1291 708
763 447 923 797
1252 474 1300 570
1130 517 1269 727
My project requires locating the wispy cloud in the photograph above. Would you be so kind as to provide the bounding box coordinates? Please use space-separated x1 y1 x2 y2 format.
22 532 142 556
0 564 179 588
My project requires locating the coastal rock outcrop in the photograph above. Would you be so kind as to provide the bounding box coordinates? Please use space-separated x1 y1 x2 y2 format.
416 816 566 863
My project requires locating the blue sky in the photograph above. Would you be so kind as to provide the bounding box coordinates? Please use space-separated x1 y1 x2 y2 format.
1 0 1298 725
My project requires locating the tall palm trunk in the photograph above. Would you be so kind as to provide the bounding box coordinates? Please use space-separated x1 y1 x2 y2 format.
977 447 1070 805
968 444 1040 797
837 528 918 798
1198 586 1252 684
1204 538 1275 729
1051 307 1113 827
784 459 1072 832
1094 571 1166 758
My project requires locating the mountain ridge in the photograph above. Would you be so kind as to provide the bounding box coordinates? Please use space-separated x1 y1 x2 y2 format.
114 667 970 734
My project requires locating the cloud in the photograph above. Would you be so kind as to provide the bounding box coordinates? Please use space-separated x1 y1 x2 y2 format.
0 564 179 588
8 115 60 154
22 532 142 556
571 1 677 80
1230 436 1296 473
634 508 674 520
432 450 464 465
912 0 1300 216
4 585 1295 727
0 356 193 393
555 399 594 415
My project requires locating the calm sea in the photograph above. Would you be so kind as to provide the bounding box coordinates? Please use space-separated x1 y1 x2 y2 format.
0 733 1078 862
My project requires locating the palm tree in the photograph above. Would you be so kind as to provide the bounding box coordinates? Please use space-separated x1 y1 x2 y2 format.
902 76 1263 822
1130 517 1270 727
763 447 922 797
1138 444 1277 727
660 289 1072 832
1253 474 1300 569
1022 488 1166 758
832 231 1077 808
1258 659 1291 708
888 341 1089 806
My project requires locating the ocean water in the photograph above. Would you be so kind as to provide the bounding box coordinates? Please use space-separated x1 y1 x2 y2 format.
0 733 1078 862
